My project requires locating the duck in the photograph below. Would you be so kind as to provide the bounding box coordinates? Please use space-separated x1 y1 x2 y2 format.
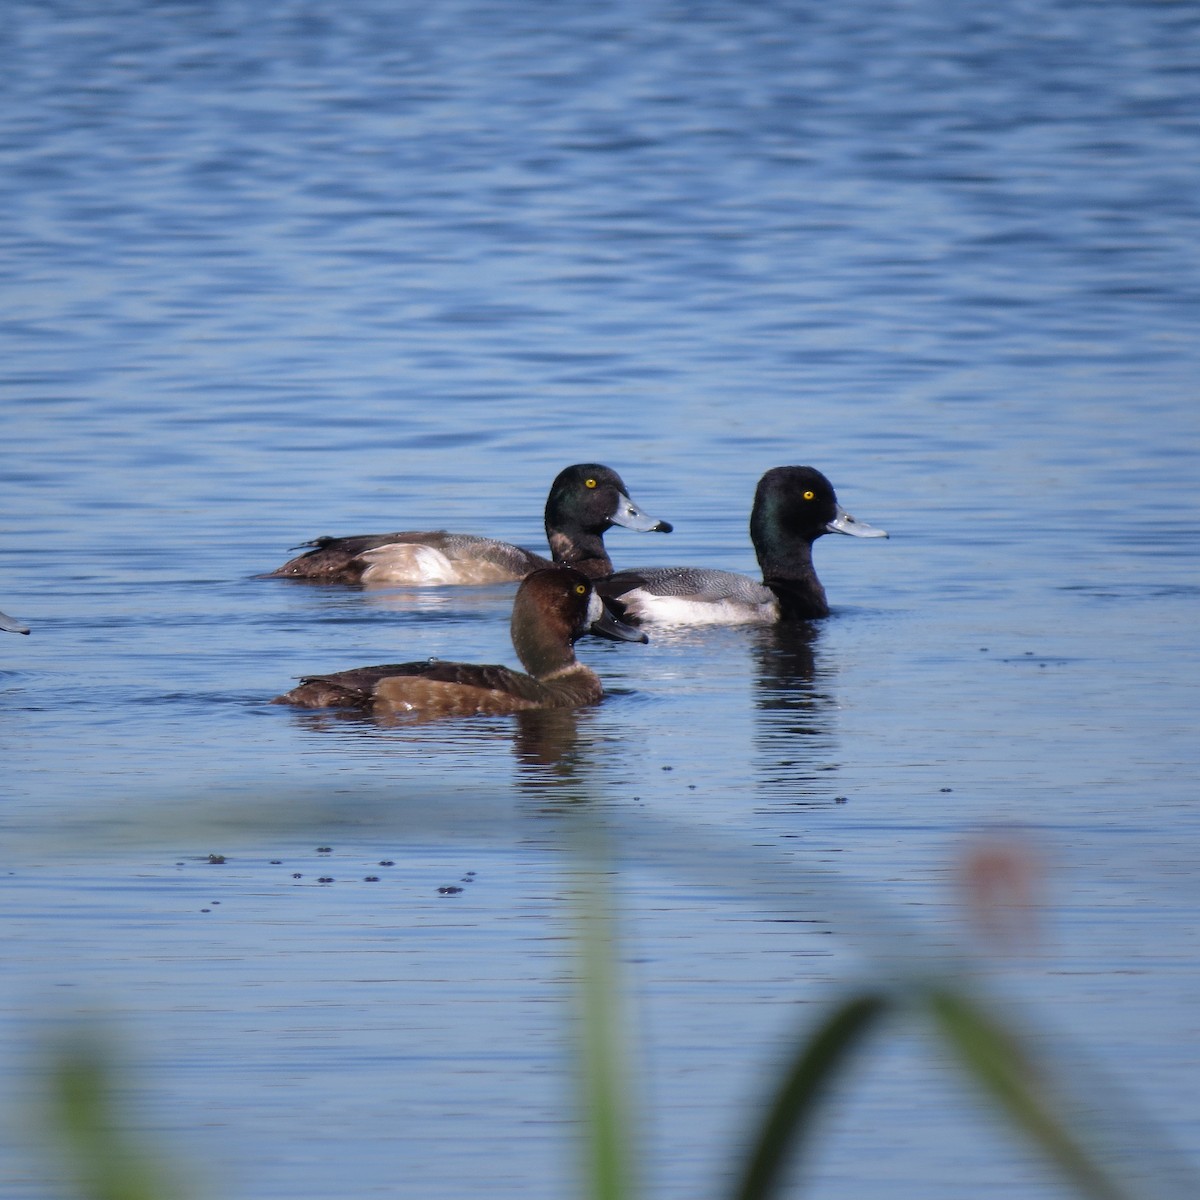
268 463 672 585
1 610 29 635
273 566 647 716
595 466 887 626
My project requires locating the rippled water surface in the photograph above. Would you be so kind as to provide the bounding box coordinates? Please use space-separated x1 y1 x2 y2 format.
2 3 1199 1198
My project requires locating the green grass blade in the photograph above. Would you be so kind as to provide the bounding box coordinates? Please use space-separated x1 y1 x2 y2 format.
926 987 1133 1200
731 991 891 1200
49 1035 188 1200
572 863 637 1200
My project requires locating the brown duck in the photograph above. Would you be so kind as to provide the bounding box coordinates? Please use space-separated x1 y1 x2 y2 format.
273 567 646 717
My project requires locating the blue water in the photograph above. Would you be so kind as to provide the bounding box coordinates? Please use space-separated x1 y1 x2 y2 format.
3 2 1199 1198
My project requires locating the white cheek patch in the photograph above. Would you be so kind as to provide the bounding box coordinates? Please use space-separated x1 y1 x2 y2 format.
586 590 605 626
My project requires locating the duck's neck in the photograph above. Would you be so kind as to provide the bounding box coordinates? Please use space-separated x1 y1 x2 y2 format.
763 573 829 621
546 530 612 579
756 539 828 621
511 614 579 681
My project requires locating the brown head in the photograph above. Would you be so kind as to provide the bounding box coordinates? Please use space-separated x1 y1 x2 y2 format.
510 567 645 678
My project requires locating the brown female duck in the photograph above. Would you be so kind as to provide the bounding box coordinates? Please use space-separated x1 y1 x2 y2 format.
273 567 646 717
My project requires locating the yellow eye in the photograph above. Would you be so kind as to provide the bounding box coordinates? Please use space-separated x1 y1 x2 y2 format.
585 478 597 489
574 583 587 595
803 490 815 500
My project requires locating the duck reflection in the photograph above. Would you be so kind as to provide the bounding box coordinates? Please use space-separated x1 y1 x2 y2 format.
282 683 597 806
511 706 582 770
751 622 839 802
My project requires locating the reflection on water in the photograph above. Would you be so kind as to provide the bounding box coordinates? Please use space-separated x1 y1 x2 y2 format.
511 707 586 778
751 623 840 804
279 690 594 791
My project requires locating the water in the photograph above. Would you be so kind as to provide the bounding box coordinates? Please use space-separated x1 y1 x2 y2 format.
2 1 1199 1197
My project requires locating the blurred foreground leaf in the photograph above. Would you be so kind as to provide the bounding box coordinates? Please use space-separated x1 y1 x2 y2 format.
732 991 891 1200
925 986 1134 1200
572 857 637 1200
49 1035 188 1200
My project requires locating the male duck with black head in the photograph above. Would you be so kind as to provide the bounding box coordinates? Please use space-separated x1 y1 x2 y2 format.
269 463 672 585
273 567 646 718
596 466 887 626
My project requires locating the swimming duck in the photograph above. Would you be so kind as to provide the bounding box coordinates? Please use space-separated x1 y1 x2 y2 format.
1 610 29 635
269 463 672 585
595 466 887 626
273 567 646 716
